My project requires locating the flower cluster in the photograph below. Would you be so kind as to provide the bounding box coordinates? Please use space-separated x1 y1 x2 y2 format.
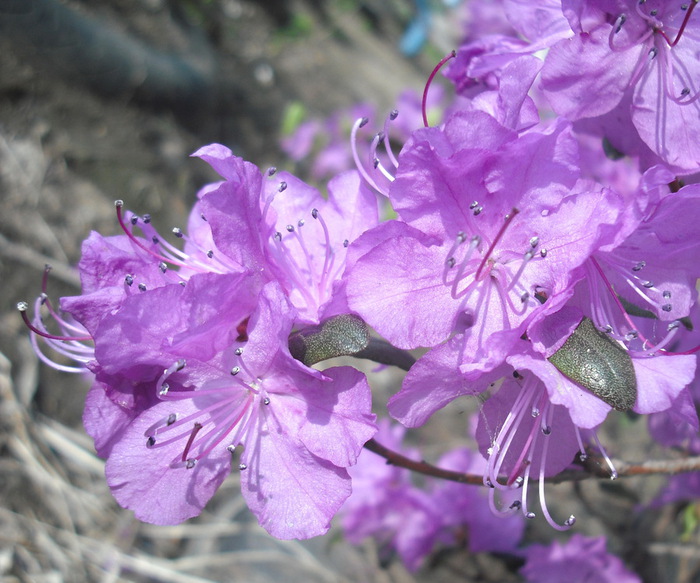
21 0 700 572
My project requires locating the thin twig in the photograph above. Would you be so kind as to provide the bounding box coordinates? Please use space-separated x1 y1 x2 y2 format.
364 438 700 486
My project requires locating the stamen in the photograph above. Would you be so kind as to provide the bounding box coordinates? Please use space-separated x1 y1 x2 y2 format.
448 236 480 299
382 110 400 168
537 407 575 531
155 359 186 397
17 302 91 342
422 50 456 127
350 117 386 194
475 208 520 280
592 431 618 479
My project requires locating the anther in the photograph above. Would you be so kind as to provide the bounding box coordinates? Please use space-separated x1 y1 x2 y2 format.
125 275 134 286
274 232 282 241
278 181 287 192
268 167 277 176
138 283 147 292
632 261 646 271
564 515 576 527
115 200 124 208
579 452 588 461
130 216 138 226
529 236 539 248
298 219 305 228
510 500 522 510
152 236 159 244
311 208 319 219
343 239 349 248
649 47 658 59
642 281 654 288
663 290 672 299
372 157 380 169
159 383 170 396
525 512 536 519
167 413 177 425
239 463 248 471
662 304 673 312
446 257 456 269
469 201 479 210
542 425 552 435
540 248 548 258
649 9 657 16
230 366 240 376
520 291 530 303
142 214 151 224
16 301 28 312
200 213 207 221
235 347 243 356
625 330 639 341
286 224 295 233
172 228 183 238
206 250 214 258
263 397 271 405
226 444 236 453
146 436 156 447
159 262 168 273
681 88 691 96
359 117 369 128
473 206 483 216
185 459 197 469
389 109 399 120
615 14 626 33
668 320 680 331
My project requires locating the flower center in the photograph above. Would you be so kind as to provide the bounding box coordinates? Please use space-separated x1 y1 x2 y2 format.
442 208 545 316
145 349 270 469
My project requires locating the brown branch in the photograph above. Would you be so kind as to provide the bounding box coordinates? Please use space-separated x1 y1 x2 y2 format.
364 438 700 486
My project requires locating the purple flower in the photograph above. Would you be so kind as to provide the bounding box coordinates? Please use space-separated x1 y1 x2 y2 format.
194 144 380 323
444 0 570 96
348 110 626 403
652 472 700 507
430 448 525 554
521 534 641 583
340 419 442 570
541 0 700 171
341 422 525 567
96 282 376 536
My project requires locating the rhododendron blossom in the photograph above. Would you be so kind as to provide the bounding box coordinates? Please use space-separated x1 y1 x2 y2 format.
18 2 700 576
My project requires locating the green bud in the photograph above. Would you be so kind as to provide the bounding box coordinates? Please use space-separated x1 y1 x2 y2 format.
288 314 369 366
548 317 637 411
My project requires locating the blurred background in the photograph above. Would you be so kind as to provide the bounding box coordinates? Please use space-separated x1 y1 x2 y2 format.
0 1 696 581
